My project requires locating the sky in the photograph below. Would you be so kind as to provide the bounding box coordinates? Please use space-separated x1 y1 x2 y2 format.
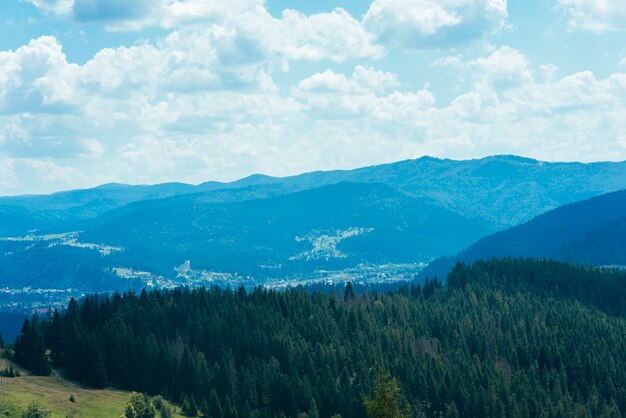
0 0 626 195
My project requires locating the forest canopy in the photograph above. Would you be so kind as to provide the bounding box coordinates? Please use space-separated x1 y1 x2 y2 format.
11 258 626 417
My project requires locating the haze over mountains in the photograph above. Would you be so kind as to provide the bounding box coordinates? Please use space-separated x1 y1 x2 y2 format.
3 154 626 309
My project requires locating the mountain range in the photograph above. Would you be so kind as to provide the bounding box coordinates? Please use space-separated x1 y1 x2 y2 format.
3 154 626 307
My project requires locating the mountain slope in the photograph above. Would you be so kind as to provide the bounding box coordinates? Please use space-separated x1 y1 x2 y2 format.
83 182 489 277
0 182 203 235
225 155 626 228
421 189 626 279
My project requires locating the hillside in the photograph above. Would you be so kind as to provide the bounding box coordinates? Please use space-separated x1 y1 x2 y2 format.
0 353 183 417
421 189 626 279
10 258 626 417
84 182 488 276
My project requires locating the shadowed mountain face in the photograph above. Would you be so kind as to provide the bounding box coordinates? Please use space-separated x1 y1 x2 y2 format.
2 155 626 300
421 189 626 280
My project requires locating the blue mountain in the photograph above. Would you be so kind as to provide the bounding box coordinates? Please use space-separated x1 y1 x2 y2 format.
421 189 626 280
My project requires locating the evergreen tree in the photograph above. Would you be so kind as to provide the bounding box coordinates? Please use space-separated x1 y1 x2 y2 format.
308 399 319 418
182 394 199 417
344 282 355 302
364 372 410 418
123 392 156 418
222 396 237 418
29 316 51 376
199 397 209 417
14 315 50 376
207 389 223 418
21 401 51 418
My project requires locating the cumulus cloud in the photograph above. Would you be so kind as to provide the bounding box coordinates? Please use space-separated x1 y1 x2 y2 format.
363 0 508 49
0 36 79 114
293 66 424 121
292 51 626 165
557 0 626 33
25 0 383 63
296 65 399 94
435 46 533 91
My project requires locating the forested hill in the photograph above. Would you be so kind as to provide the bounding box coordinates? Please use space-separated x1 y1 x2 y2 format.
11 258 626 417
421 189 626 280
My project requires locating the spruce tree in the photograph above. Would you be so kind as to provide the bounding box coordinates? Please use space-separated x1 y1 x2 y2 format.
364 372 410 418
308 399 319 418
207 389 223 418
182 394 199 417
344 282 355 302
21 401 52 418
123 392 156 418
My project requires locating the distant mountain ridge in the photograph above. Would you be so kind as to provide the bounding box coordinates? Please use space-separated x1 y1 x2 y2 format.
4 155 626 233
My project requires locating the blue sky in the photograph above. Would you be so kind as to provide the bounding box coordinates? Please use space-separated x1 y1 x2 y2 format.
1 0 625 195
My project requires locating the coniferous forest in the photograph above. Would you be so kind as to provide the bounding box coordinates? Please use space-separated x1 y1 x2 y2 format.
11 258 626 417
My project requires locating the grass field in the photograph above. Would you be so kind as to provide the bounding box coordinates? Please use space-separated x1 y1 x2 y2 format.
0 353 183 417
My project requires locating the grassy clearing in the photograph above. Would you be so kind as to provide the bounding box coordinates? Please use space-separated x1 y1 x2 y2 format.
0 354 183 417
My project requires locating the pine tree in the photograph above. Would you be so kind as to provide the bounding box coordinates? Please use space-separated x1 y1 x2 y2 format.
207 389 223 418
308 399 319 418
344 282 355 302
182 394 199 417
200 397 209 417
21 401 52 418
29 317 51 376
123 392 156 418
222 396 237 418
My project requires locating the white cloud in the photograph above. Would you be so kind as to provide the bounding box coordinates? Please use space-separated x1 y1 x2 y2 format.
557 0 626 33
273 9 384 63
363 0 508 49
25 0 383 63
0 36 77 113
293 51 626 165
296 66 399 95
28 0 73 15
352 65 400 94
0 158 91 195
435 46 532 92
1 30 626 195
